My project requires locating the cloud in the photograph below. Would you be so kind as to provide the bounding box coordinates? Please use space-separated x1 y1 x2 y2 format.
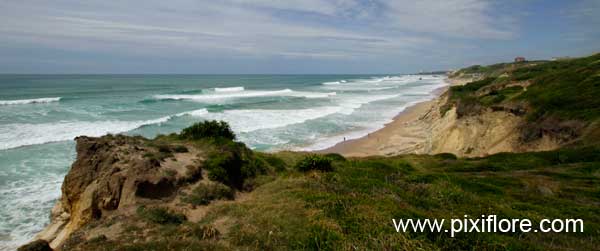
0 0 526 73
224 0 515 39
0 1 442 59
227 0 341 15
382 0 515 39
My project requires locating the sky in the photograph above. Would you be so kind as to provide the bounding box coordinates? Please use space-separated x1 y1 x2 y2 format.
0 0 599 74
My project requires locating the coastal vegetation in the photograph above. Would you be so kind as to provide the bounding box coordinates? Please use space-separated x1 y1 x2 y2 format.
444 53 600 145
137 206 187 225
23 54 600 251
180 120 236 141
182 182 235 206
295 154 334 172
42 121 599 251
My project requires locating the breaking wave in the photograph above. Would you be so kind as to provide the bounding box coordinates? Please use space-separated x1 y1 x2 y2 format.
0 97 61 106
154 89 335 102
181 107 343 133
214 86 245 92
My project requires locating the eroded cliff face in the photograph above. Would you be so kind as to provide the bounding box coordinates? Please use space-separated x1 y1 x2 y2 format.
419 82 561 157
33 135 203 249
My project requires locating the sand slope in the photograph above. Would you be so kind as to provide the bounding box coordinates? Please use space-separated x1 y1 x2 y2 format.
323 77 560 157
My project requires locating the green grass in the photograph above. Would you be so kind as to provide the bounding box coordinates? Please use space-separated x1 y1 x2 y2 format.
65 144 600 250
194 147 600 250
183 182 235 206
295 155 334 172
202 140 268 189
60 122 600 250
450 53 600 122
444 53 600 144
514 55 600 121
137 206 187 225
451 60 549 78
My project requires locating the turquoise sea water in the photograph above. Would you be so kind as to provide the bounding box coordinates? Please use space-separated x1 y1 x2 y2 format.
0 74 445 250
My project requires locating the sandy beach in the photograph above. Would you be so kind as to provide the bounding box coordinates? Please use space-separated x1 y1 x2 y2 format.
322 77 471 157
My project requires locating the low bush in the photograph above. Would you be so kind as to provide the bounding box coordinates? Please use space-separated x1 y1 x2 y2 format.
203 141 266 189
163 169 177 177
157 144 171 153
172 145 189 153
295 155 333 172
144 142 180 161
257 153 287 171
324 153 346 162
449 77 496 100
434 153 457 160
455 96 483 118
180 165 203 184
137 206 186 225
183 182 235 206
180 120 236 140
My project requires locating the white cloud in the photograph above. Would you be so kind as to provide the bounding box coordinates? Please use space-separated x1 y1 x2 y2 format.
382 0 515 39
221 0 514 39
227 0 341 15
0 0 515 61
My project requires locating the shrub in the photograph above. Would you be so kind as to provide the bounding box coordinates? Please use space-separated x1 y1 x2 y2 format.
258 153 287 172
137 206 186 225
163 169 177 177
183 183 235 206
172 145 189 153
203 141 266 189
180 165 203 184
324 153 346 162
295 155 333 172
157 144 171 153
450 77 496 99
180 120 235 140
434 153 457 160
455 96 483 118
144 150 173 162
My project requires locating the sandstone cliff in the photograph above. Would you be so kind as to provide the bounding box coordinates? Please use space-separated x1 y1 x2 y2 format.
32 135 205 249
420 88 561 157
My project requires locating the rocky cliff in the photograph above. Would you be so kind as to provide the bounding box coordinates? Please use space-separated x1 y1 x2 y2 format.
420 53 600 157
21 127 600 251
30 135 205 249
420 88 561 157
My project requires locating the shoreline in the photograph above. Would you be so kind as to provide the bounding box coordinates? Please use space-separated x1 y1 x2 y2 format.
320 77 468 157
319 100 433 156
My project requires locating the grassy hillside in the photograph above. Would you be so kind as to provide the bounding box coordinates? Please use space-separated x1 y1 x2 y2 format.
60 122 600 251
444 53 600 145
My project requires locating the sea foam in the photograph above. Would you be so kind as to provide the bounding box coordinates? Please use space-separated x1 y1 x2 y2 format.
0 97 61 106
0 116 172 150
0 108 216 150
154 89 335 102
181 107 343 132
214 86 245 92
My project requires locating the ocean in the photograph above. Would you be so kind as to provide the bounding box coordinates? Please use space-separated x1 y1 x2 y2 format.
0 74 446 250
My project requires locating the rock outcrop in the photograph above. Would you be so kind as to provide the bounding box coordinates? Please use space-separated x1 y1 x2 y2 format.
17 240 52 251
32 135 203 249
421 92 561 157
